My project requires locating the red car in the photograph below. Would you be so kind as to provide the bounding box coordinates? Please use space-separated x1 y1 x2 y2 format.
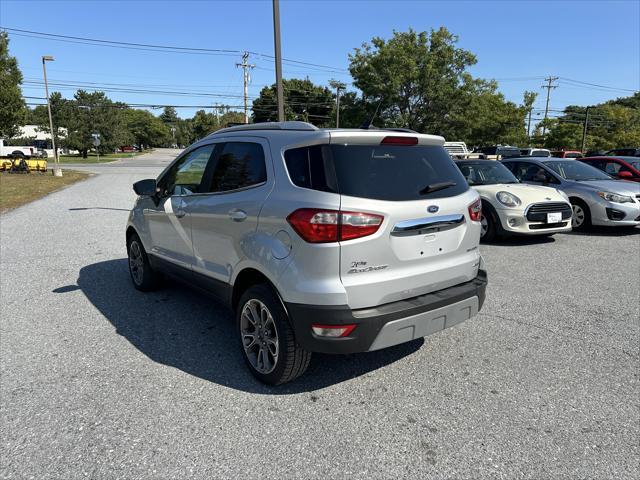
551 150 584 158
579 156 640 182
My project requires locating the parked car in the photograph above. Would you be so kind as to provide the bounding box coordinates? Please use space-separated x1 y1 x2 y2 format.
579 156 640 182
455 160 571 240
474 145 521 159
519 147 551 157
126 121 488 385
550 150 584 159
502 158 640 230
606 147 640 157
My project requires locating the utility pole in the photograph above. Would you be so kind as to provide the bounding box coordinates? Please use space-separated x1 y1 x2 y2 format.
272 0 285 122
541 76 559 137
236 51 255 124
42 55 61 177
335 84 343 128
581 106 590 153
527 107 533 141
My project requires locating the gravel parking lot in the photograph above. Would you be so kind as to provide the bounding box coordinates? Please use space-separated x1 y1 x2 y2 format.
1 149 638 479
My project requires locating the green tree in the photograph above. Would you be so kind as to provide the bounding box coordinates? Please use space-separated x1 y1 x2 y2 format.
64 91 128 157
543 93 640 151
123 109 170 151
0 31 27 138
348 27 528 145
252 78 334 127
191 110 219 139
159 106 179 125
31 92 73 150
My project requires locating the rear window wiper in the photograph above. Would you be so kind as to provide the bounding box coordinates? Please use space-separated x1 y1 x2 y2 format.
419 181 457 195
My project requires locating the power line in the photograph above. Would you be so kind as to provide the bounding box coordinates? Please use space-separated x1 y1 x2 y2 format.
560 77 638 93
2 26 348 73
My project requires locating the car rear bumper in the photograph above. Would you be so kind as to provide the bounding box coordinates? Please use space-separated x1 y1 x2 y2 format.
285 269 487 354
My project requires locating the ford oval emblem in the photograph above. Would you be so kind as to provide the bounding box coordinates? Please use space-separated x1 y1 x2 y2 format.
427 205 439 213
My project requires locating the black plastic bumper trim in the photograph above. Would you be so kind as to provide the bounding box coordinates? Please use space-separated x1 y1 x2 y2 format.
285 270 488 354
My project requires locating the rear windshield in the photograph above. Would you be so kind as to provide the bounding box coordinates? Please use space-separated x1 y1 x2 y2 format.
285 144 469 201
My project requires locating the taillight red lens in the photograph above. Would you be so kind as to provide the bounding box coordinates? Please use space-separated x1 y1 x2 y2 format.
380 136 418 145
340 211 383 240
287 209 383 243
287 209 339 243
468 199 482 222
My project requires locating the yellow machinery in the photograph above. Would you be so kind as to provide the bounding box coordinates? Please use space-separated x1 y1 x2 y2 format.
0 156 48 173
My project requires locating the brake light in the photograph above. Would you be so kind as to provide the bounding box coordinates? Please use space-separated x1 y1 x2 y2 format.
311 324 357 337
380 136 418 146
287 209 383 243
468 199 482 222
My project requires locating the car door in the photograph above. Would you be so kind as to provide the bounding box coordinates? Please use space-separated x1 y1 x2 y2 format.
188 138 273 300
145 143 215 276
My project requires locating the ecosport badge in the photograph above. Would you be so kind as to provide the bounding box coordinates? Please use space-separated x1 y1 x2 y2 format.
347 261 388 274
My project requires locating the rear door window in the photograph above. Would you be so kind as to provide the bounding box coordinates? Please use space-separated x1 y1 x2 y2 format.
207 142 267 193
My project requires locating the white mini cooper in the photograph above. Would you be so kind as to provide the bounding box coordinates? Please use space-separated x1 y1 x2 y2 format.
455 160 572 241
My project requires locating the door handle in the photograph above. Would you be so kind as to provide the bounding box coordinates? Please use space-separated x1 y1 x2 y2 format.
174 199 186 218
229 209 247 222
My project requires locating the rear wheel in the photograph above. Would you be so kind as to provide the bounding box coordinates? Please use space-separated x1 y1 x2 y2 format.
237 284 311 385
127 233 162 291
570 199 591 230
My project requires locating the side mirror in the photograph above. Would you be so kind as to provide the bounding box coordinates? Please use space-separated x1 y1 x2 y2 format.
618 170 633 179
133 179 157 196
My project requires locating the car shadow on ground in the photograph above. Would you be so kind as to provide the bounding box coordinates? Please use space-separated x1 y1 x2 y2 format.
568 226 640 237
65 258 423 395
481 234 556 247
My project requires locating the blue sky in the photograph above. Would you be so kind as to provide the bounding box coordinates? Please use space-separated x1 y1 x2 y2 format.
1 0 639 121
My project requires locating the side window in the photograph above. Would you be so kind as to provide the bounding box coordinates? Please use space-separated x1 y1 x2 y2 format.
605 161 621 174
284 145 335 192
208 142 266 193
162 144 215 195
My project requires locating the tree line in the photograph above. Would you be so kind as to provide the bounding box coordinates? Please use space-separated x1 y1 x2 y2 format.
1 29 638 153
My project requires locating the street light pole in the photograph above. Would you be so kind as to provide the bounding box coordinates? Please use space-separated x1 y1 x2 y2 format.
42 55 61 177
272 0 285 122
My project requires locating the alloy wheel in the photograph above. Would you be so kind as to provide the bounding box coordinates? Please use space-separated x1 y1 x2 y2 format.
480 214 488 238
240 299 279 374
572 204 585 228
129 241 144 286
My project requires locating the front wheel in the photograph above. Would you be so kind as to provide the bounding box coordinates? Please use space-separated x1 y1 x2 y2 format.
570 200 591 230
480 211 497 242
127 233 163 291
237 284 311 385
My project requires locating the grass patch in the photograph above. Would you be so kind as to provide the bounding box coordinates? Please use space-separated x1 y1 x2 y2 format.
58 150 152 163
0 170 90 213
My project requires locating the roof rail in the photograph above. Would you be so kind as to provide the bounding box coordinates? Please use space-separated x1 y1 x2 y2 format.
208 121 318 137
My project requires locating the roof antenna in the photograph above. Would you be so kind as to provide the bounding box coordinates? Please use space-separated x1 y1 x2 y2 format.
360 99 383 130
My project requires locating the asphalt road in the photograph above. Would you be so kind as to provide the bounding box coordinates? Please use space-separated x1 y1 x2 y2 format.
1 149 638 479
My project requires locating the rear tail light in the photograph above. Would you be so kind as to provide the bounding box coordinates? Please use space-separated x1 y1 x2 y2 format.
311 324 357 337
287 209 383 243
468 199 482 222
380 136 418 146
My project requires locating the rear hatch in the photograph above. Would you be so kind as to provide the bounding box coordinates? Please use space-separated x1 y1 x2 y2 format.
329 132 482 309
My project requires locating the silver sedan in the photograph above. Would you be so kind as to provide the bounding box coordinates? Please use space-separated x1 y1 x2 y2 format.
502 158 640 230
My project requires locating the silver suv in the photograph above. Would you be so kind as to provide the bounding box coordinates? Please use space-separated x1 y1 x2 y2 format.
126 122 488 384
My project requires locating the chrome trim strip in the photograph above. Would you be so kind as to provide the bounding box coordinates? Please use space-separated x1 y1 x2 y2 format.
391 214 465 236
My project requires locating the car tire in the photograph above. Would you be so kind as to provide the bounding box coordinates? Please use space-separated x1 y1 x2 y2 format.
127 233 163 291
480 209 497 242
237 284 311 385
570 199 591 230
